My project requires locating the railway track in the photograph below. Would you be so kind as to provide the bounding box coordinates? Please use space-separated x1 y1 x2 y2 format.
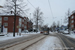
0 34 46 50
22 35 46 50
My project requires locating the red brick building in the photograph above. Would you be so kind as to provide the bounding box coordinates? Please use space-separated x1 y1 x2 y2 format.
27 20 33 31
68 13 75 30
0 15 33 32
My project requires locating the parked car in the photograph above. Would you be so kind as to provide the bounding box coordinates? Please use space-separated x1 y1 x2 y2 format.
63 30 69 34
40 31 43 33
59 30 64 33
24 30 29 33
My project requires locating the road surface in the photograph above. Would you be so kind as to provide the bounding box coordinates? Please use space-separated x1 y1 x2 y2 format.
23 35 63 50
51 33 75 50
0 33 75 50
0 34 42 47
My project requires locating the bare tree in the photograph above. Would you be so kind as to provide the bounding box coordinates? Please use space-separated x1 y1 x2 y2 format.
64 9 71 34
64 9 70 23
57 21 60 28
0 0 28 16
33 7 43 31
52 22 56 32
0 0 29 37
57 21 60 32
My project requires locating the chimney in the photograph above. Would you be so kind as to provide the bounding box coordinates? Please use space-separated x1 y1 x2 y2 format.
11 11 13 14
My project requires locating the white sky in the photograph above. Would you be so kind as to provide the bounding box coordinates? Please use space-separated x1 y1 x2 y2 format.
0 0 75 27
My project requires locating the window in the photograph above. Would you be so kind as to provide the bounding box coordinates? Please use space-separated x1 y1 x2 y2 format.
71 16 74 19
25 26 27 28
0 17 2 27
71 25 74 28
71 20 74 23
0 28 1 34
24 26 27 29
4 23 8 26
22 24 24 27
0 17 2 21
19 18 21 22
22 20 24 22
4 17 8 21
0 23 1 27
25 22 27 24
19 24 21 27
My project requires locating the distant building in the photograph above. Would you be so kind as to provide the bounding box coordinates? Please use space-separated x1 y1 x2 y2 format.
0 15 33 33
27 20 33 32
68 12 75 30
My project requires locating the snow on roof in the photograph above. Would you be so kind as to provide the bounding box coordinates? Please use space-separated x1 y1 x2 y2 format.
63 23 68 26
0 13 24 17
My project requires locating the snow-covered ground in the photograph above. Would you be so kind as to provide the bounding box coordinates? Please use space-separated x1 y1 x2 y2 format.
65 33 75 39
25 36 63 50
62 31 75 39
0 32 39 42
49 31 57 35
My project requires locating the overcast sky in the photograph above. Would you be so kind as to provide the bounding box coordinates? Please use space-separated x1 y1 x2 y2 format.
0 0 75 27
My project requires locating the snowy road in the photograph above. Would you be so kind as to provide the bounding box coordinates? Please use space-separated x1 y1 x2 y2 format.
57 33 75 50
24 35 64 50
0 32 75 50
0 34 42 47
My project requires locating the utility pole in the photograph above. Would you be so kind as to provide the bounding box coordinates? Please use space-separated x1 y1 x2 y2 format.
61 19 62 26
30 13 31 20
13 0 17 37
37 11 38 32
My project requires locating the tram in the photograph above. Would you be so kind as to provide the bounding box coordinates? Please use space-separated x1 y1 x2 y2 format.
43 28 49 35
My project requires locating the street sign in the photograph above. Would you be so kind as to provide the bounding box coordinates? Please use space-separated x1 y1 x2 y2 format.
17 26 19 28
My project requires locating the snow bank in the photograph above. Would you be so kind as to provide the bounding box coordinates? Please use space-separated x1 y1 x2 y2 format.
21 32 40 34
25 36 63 50
0 33 27 41
49 32 57 35
63 31 75 39
0 32 39 42
65 34 75 38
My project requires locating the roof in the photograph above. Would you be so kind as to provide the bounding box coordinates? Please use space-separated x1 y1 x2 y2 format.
0 12 23 17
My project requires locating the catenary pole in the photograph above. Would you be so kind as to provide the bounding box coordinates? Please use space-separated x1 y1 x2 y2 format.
13 0 16 37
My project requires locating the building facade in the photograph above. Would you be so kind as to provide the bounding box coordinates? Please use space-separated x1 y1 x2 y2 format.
0 15 33 33
68 13 75 30
27 20 33 32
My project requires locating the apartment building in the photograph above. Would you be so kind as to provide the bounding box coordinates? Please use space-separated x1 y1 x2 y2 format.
68 13 75 30
27 20 33 31
0 15 32 33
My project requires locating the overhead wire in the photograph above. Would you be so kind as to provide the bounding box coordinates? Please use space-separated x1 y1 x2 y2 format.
48 0 54 18
27 0 36 9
